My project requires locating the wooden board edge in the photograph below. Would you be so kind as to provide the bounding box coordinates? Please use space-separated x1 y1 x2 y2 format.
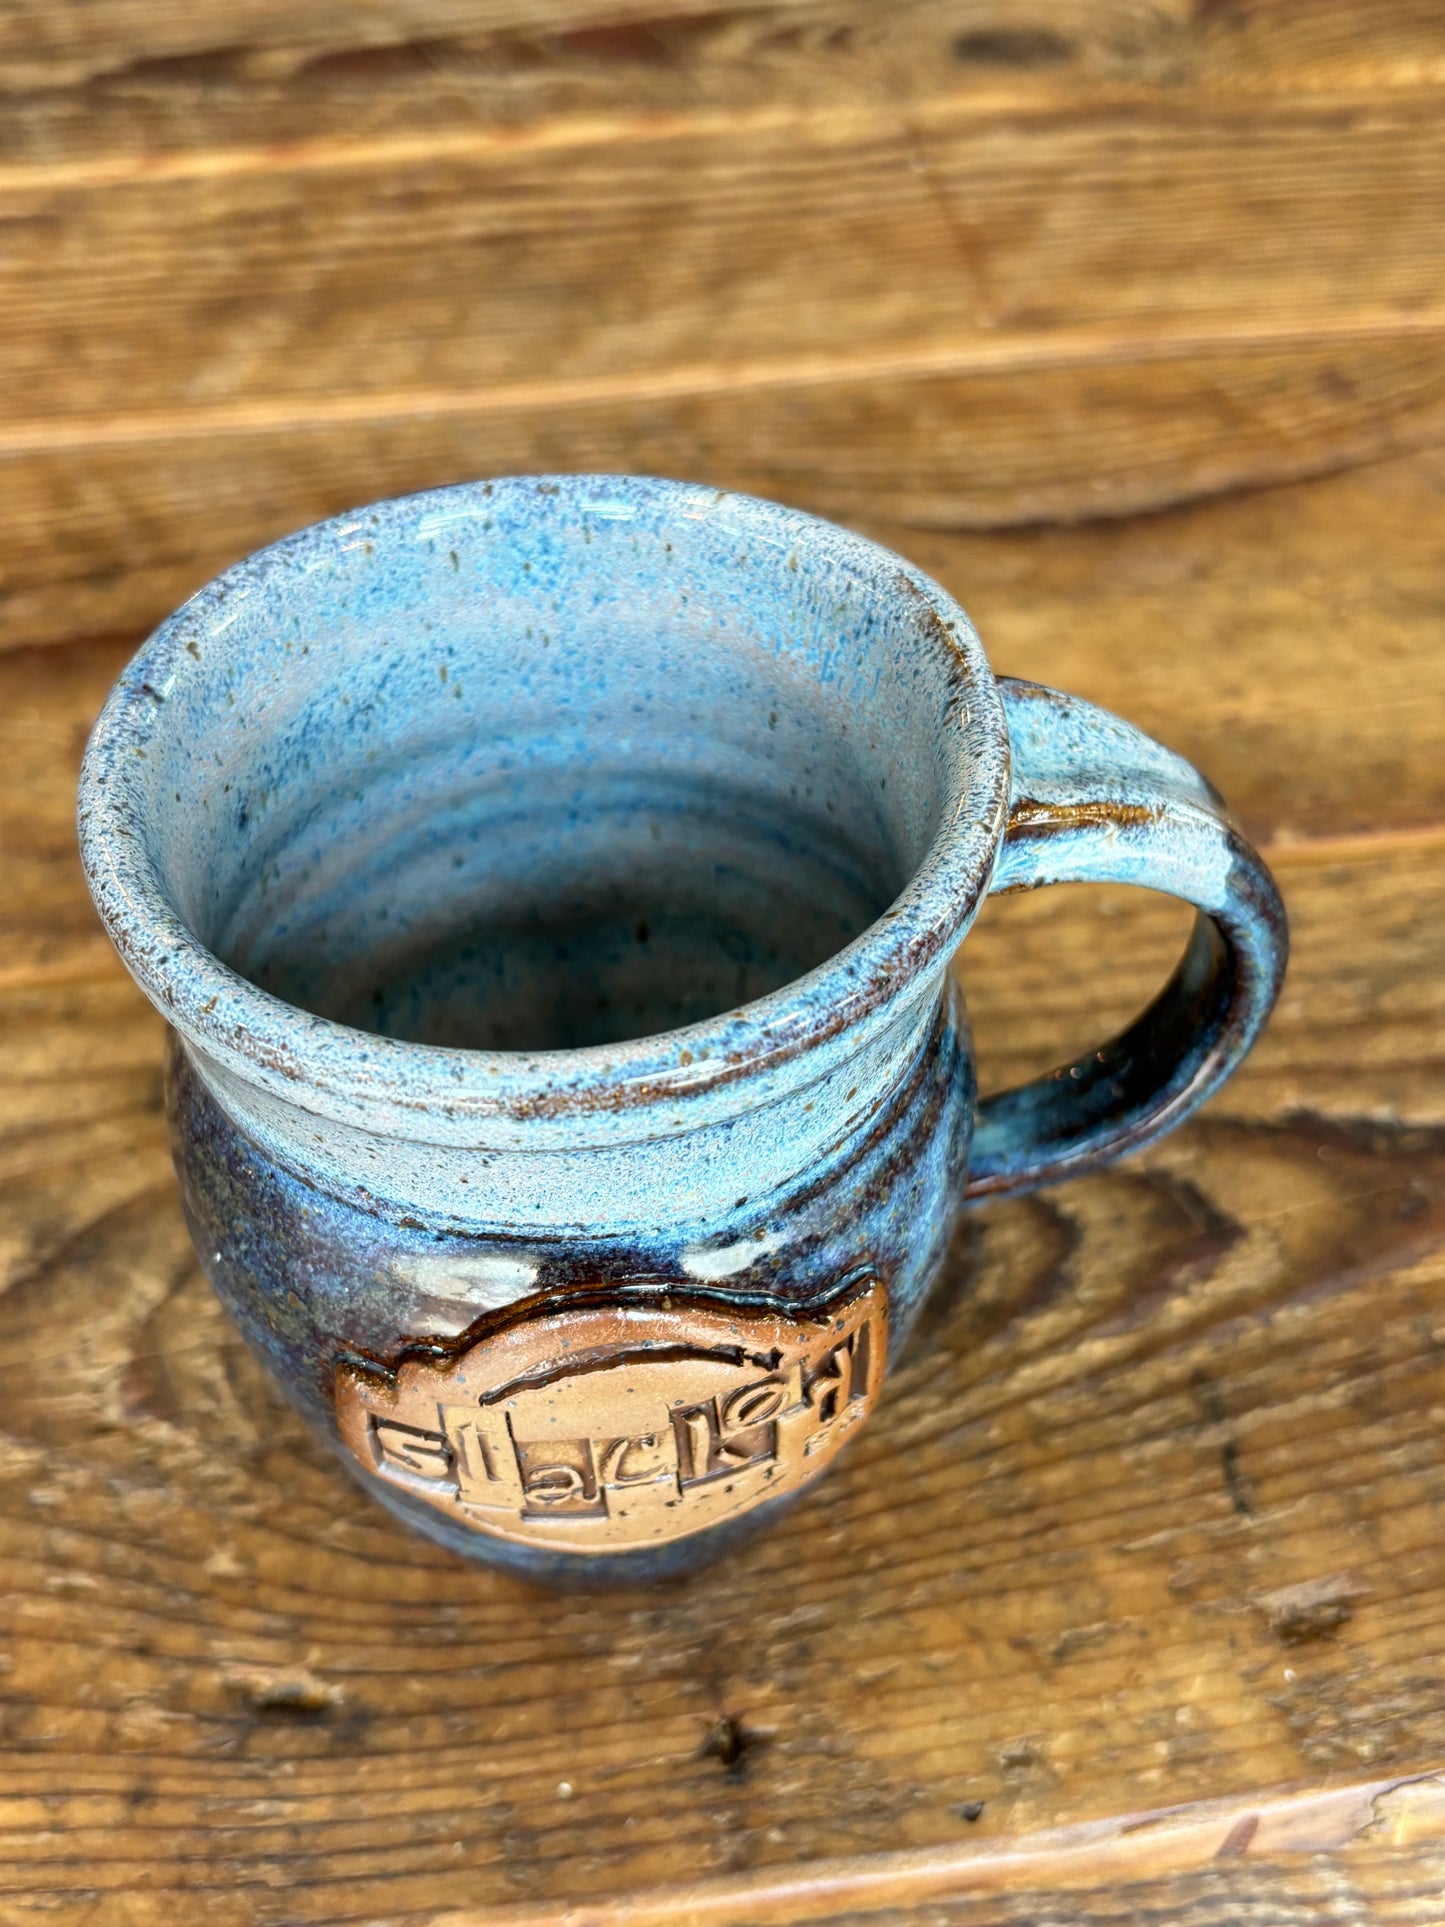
422 1771 1445 1927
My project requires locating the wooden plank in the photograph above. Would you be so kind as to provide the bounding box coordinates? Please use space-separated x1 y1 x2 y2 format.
10 330 1445 651
5 0 1445 129
1 439 1443 1920
8 333 1445 652
5 91 1441 422
424 1776 1445 1924
885 445 1445 846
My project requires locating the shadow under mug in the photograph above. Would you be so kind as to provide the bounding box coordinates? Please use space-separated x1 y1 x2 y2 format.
79 476 1286 1585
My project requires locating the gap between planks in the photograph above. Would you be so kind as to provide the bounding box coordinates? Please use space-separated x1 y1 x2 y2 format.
420 1772 1445 1927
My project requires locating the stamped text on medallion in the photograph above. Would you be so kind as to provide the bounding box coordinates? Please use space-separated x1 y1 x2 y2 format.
334 1277 886 1553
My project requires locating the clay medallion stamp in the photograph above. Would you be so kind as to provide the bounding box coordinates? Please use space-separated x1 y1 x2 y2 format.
334 1276 886 1553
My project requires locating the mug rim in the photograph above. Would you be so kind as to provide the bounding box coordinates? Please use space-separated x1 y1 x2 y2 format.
78 476 1011 1130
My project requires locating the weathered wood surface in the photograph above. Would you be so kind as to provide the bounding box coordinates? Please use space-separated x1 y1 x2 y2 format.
437 1775 1445 1925
1 434 1443 1921
3 0 1445 647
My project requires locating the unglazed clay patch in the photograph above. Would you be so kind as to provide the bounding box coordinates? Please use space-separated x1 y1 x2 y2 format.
335 1278 886 1553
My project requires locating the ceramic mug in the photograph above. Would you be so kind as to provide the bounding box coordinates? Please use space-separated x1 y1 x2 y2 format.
79 476 1286 1584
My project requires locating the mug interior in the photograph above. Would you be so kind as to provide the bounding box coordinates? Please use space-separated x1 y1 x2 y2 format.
118 481 977 1053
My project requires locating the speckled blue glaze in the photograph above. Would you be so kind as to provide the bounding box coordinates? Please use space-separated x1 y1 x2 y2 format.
79 476 1286 1583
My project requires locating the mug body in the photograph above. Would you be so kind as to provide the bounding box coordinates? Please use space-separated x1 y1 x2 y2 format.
79 477 1011 1584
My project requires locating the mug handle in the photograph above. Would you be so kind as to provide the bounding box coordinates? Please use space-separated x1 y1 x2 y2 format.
964 678 1288 1201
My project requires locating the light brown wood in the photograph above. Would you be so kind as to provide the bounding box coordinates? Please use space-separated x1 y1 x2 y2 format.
3 0 1445 648
8 89 1439 421
6 0 1445 142
1 439 1443 1921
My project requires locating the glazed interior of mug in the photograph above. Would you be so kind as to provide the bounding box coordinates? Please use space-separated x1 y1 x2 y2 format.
125 483 966 1053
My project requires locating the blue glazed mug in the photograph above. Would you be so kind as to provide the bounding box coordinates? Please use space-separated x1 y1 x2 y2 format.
79 477 1286 1583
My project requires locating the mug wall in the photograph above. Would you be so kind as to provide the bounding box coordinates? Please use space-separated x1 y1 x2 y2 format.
166 976 975 1584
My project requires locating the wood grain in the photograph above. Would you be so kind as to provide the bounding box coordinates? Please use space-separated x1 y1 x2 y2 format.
4 0 1445 648
8 335 1445 655
891 447 1445 846
428 1775 1445 1924
7 90 1440 421
6 0 1445 144
2 440 1443 1921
